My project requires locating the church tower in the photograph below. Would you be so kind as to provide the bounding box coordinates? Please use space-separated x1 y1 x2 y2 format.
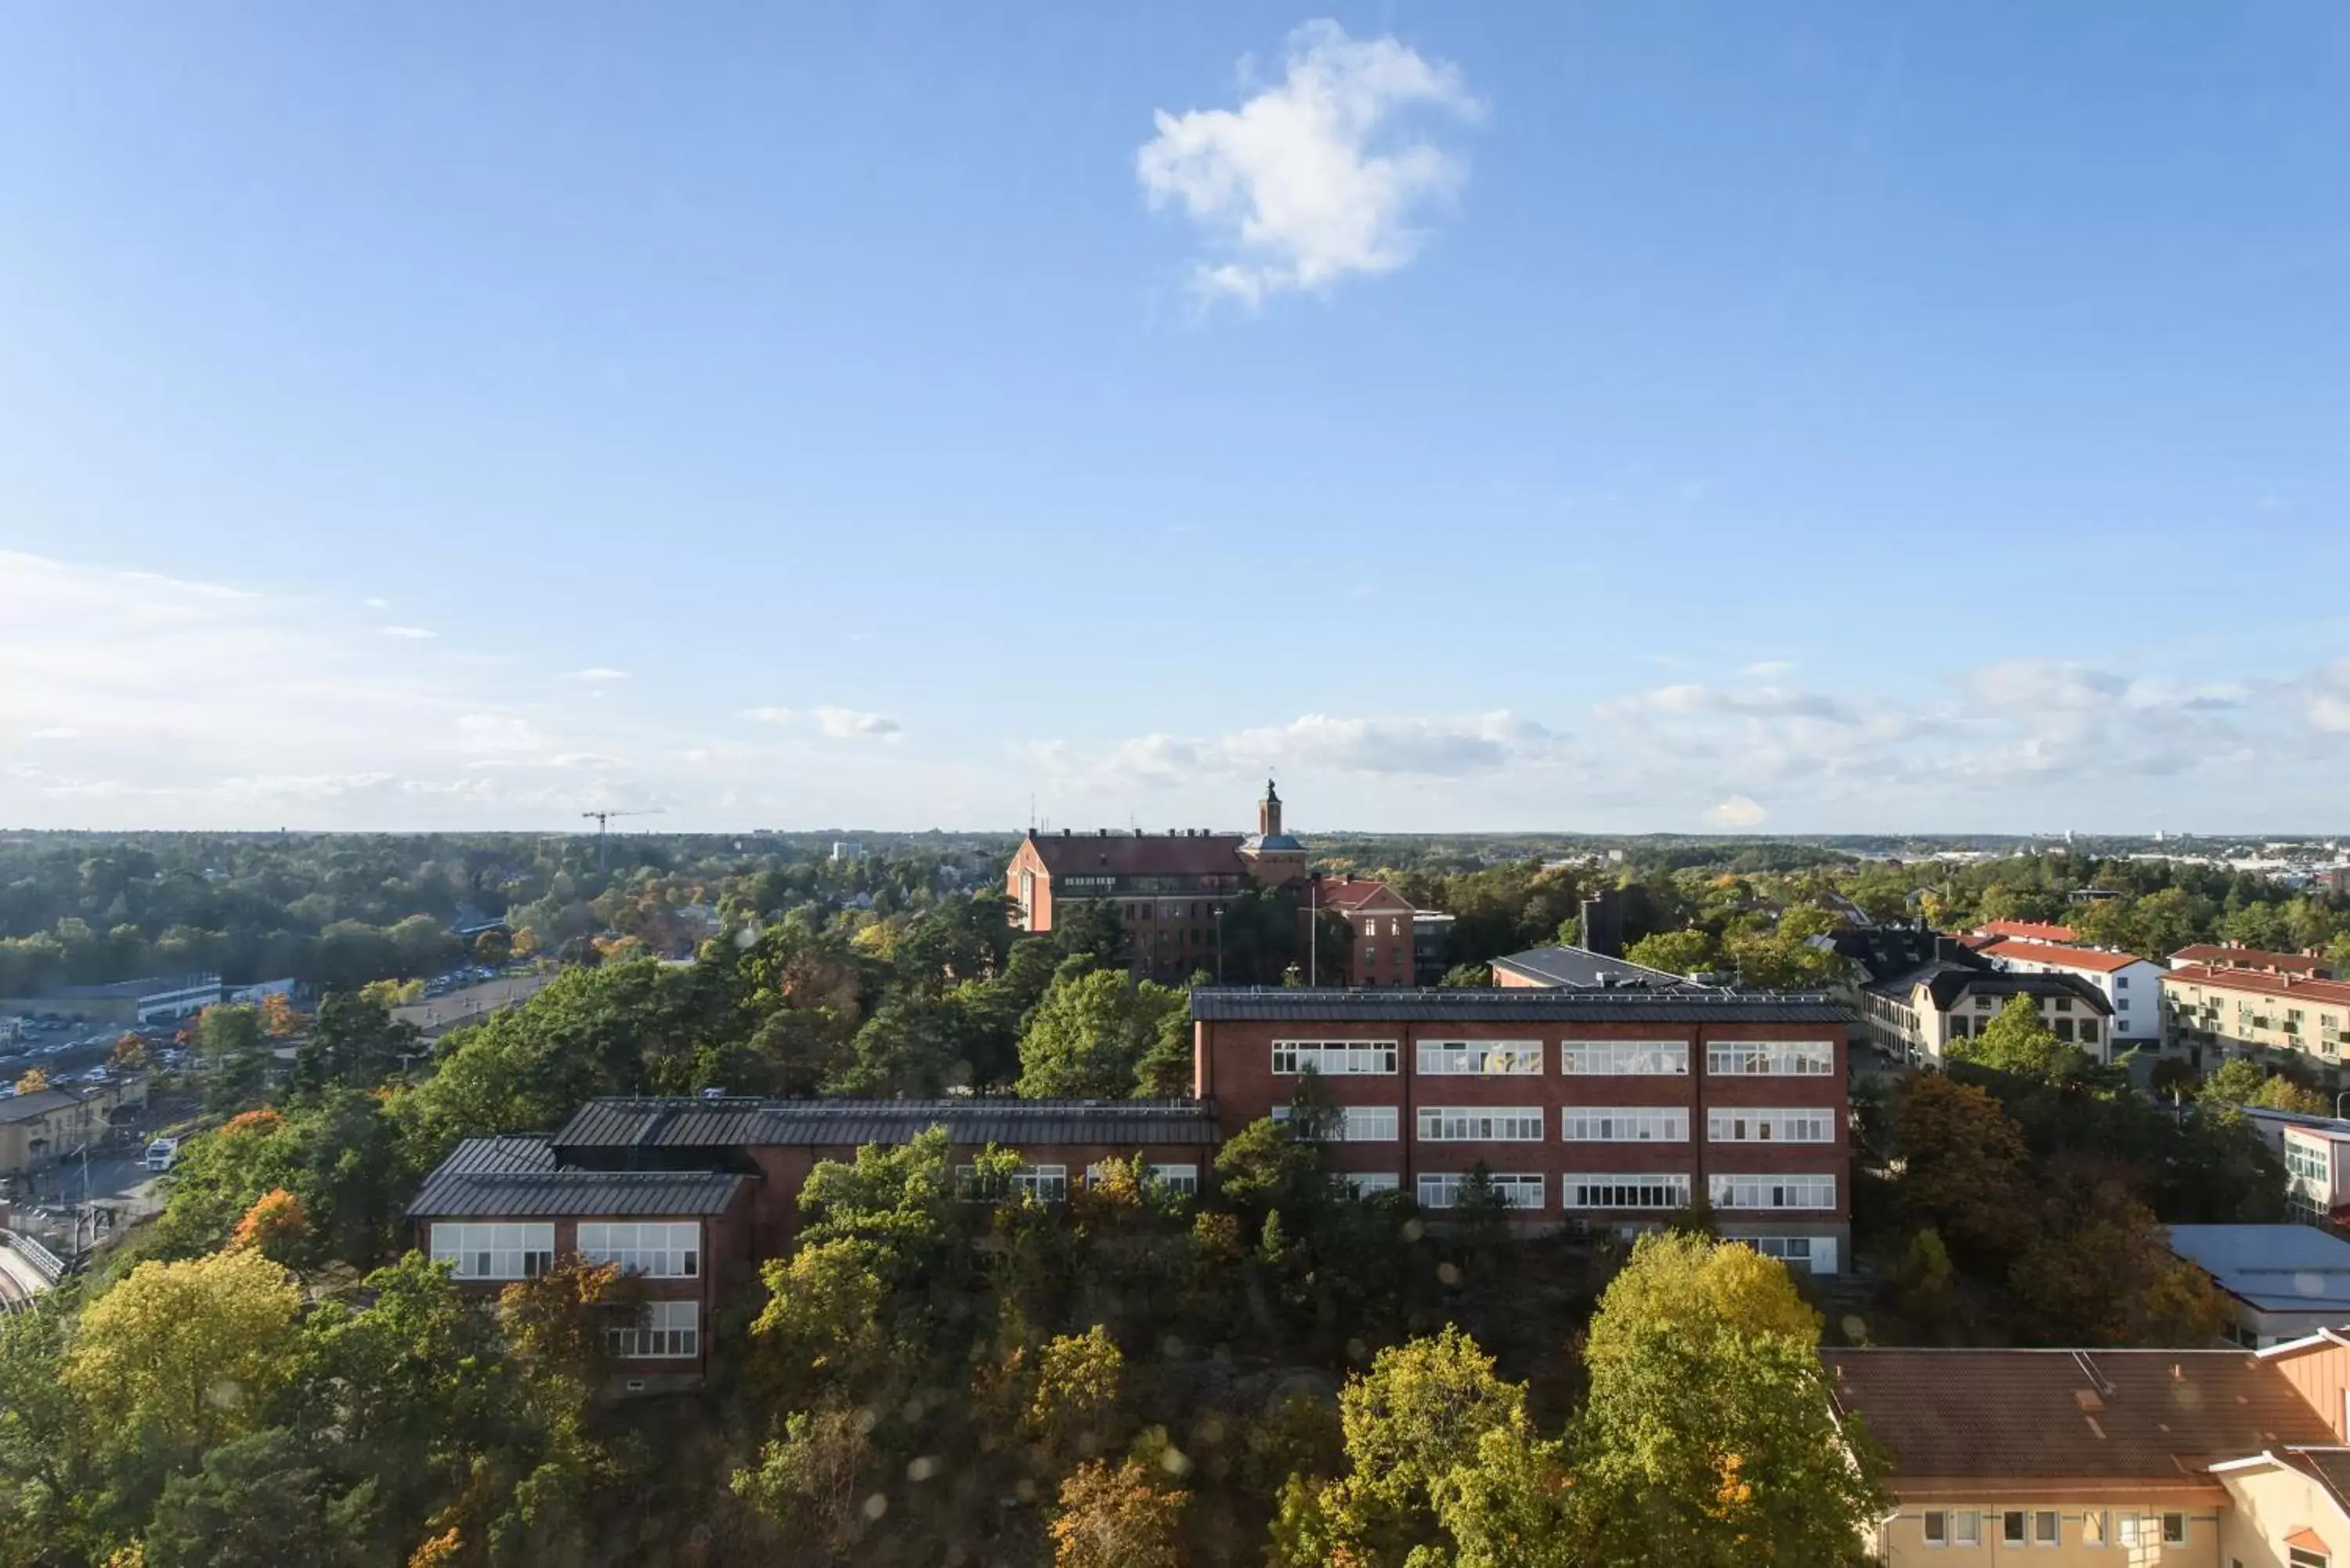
1240 779 1307 887
1258 780 1282 839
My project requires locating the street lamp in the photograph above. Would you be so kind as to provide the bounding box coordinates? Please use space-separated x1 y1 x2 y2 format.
2334 1089 2350 1122
1213 905 1226 985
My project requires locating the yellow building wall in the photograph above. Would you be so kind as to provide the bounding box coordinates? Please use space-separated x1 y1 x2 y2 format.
1876 1501 2222 1567
2218 1464 2350 1568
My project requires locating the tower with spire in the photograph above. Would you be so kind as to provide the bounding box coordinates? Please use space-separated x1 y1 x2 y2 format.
1240 778 1308 887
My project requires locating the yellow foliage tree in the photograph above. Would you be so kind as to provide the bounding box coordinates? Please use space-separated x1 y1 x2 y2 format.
13 1068 46 1095
1583 1230 1820 1370
1050 1459 1187 1568
258 992 301 1038
64 1247 301 1456
109 1032 146 1071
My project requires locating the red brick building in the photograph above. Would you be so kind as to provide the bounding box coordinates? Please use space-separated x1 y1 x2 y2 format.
1005 828 1249 981
1191 987 1853 1270
1311 876 1420 989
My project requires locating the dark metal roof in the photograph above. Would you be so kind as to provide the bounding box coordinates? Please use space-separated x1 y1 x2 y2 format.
1189 986 1853 1025
553 1097 1224 1151
406 1136 747 1219
1487 944 1712 991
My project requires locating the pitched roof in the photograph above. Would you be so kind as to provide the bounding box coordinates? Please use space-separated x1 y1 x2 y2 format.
1022 830 1245 879
551 1097 1224 1151
1309 879 1412 912
1974 919 2081 944
1487 945 1713 992
1190 985 1848 1025
0 1084 110 1123
405 1136 748 1219
2173 943 2331 977
2167 1225 2350 1313
1983 938 2149 974
1822 1348 2337 1499
2164 963 2350 1010
1867 961 2114 1016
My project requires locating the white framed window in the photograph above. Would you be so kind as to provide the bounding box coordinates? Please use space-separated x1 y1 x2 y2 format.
1562 1173 1690 1210
1709 1173 1837 1211
1952 1511 1979 1546
1707 1107 1834 1143
1416 1040 1543 1075
956 1163 1068 1201
2117 1516 2139 1547
1272 1041 1398 1075
1083 1162 1198 1194
1706 1041 1835 1076
577 1221 700 1279
1923 1511 1947 1546
1282 1104 1401 1142
1417 1106 1546 1142
2033 1510 2058 1546
2083 1510 2106 1546
1561 1107 1687 1142
1343 1172 1400 1198
611 1299 698 1360
2001 1511 2026 1547
1560 1040 1688 1075
430 1222 555 1281
2287 1139 2330 1185
1417 1172 1543 1210
1739 1235 1828 1274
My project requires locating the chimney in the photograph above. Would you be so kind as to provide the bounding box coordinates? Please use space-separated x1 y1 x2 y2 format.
1097 828 1107 837
1061 827 1072 837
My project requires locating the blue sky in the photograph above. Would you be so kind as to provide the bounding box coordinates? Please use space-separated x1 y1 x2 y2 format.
4 3 2348 834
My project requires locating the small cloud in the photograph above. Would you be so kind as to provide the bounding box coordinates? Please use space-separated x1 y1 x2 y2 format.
118 569 257 601
27 727 81 741
562 667 630 683
812 706 903 739
1707 794 1769 829
363 596 389 609
382 626 436 640
1136 19 1482 305
738 706 794 724
1742 660 1794 677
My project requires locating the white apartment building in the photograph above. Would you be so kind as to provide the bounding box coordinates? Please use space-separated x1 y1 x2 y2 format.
1859 960 2116 1064
1980 938 2164 1046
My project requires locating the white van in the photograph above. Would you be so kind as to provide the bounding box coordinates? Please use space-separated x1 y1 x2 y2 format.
143 1136 181 1172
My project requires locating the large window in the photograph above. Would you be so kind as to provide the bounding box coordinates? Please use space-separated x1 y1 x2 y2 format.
1417 1172 1544 1210
1083 1162 1199 1194
1282 1104 1401 1141
1416 1040 1542 1075
1417 1107 1546 1142
1707 1108 1834 1143
1709 1173 1837 1211
1563 1173 1690 1210
1706 1041 1835 1076
1561 1107 1687 1143
1272 1041 1397 1075
2287 1139 2330 1186
1741 1236 1821 1273
577 1222 700 1279
611 1299 699 1360
1560 1041 1688 1076
430 1222 554 1281
957 1163 1068 1201
1343 1172 1401 1198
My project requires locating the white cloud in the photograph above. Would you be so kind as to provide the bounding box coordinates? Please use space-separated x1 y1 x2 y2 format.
363 597 389 609
812 706 903 739
562 667 630 683
382 625 436 640
1137 19 1481 304
1707 794 1769 829
738 706 794 724
2306 659 2350 735
27 727 81 740
1742 660 1794 677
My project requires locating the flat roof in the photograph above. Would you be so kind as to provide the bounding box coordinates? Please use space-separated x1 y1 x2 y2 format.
1189 986 1850 1025
2166 963 2350 1009
2168 1224 2350 1313
1487 944 1710 991
1983 938 2149 974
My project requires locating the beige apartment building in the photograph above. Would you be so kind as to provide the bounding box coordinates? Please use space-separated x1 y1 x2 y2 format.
1829 1334 2350 1567
2164 963 2350 1074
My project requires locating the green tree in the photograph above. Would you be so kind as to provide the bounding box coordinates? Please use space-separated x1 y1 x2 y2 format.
1891 1073 2037 1266
1948 993 2092 1086
1571 1234 1885 1566
1015 959 1188 1099
144 1426 379 1568
1625 928 1716 976
292 991 421 1096
199 1003 271 1114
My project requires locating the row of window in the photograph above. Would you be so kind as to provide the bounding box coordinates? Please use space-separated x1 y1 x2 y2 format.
1920 1508 2186 1549
952 1163 1202 1203
1388 1172 1837 1212
1276 1104 1835 1143
428 1221 702 1281
611 1299 700 1360
1270 1039 1837 1078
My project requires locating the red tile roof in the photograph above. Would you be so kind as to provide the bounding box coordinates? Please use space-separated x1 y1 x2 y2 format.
1823 1348 2335 1499
1310 878 1412 912
2172 943 2331 977
1023 830 1246 879
2164 963 2350 1009
1983 937 2148 974
1975 919 2081 943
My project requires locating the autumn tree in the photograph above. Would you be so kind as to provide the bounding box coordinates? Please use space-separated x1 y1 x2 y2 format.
1050 1459 1188 1568
1892 1073 2036 1266
64 1248 302 1463
13 1067 45 1095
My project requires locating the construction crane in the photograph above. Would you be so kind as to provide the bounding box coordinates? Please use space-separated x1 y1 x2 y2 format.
580 808 663 871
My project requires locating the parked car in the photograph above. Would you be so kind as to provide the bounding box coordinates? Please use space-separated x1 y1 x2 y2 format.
143 1137 181 1172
